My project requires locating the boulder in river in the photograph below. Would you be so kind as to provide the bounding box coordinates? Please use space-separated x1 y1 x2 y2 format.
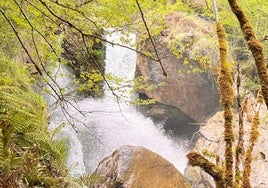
90 145 191 188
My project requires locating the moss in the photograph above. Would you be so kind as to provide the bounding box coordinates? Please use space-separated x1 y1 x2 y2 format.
242 111 260 187
227 2 267 186
235 106 244 186
257 90 264 104
216 22 235 187
228 0 268 109
187 152 224 188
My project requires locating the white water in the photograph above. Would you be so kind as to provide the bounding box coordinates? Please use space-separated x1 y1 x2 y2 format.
49 32 190 176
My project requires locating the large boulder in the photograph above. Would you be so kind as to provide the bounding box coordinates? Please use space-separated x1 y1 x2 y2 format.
184 96 268 188
90 145 191 188
136 12 220 122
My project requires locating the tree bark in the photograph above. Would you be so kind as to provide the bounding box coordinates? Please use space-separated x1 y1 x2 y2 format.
187 152 224 188
216 22 235 188
227 0 268 109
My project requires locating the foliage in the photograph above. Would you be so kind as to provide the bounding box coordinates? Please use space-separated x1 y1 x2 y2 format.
184 0 268 91
131 98 157 106
75 70 104 96
0 54 71 187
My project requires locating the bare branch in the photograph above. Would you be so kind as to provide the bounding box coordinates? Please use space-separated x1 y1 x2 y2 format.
81 35 129 122
48 0 99 30
212 0 219 22
24 0 59 26
76 0 93 8
0 8 42 75
235 61 244 185
135 0 167 77
12 1 89 133
14 0 59 61
37 0 160 62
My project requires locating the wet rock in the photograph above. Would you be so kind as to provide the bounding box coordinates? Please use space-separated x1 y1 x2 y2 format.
136 12 220 122
137 95 199 139
91 145 191 188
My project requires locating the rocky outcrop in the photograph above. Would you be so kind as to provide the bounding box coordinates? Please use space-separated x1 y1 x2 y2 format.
90 145 191 188
136 12 220 122
184 97 268 188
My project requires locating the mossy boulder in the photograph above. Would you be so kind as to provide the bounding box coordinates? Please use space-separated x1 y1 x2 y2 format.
136 12 220 123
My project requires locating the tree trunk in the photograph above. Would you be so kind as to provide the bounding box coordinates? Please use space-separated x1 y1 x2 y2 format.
227 0 268 109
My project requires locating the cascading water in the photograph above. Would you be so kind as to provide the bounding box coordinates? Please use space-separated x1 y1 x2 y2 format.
49 32 192 176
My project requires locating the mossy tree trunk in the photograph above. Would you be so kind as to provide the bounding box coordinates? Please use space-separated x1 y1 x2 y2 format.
216 21 235 188
242 91 263 188
187 152 224 187
187 1 266 187
235 62 244 186
187 1 235 187
227 0 268 109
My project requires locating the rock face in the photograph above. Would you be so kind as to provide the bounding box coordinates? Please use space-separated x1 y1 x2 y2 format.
91 145 191 188
184 97 268 188
136 12 220 122
138 100 199 139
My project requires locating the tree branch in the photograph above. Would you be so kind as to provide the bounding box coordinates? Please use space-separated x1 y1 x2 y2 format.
48 0 99 30
227 0 268 109
235 61 244 185
14 0 59 61
217 21 235 187
76 0 93 8
135 0 167 77
37 0 160 62
242 90 263 187
187 152 224 188
0 8 42 75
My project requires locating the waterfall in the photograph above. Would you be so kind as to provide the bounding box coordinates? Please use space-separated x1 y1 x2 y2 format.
48 32 191 176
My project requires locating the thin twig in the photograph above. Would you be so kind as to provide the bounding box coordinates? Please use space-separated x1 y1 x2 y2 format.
24 0 59 26
38 0 160 62
48 0 99 29
0 8 42 75
135 0 167 77
13 1 87 132
76 0 93 8
14 0 59 61
235 61 244 185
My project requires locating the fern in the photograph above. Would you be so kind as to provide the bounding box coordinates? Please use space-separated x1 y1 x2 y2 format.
0 53 71 187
